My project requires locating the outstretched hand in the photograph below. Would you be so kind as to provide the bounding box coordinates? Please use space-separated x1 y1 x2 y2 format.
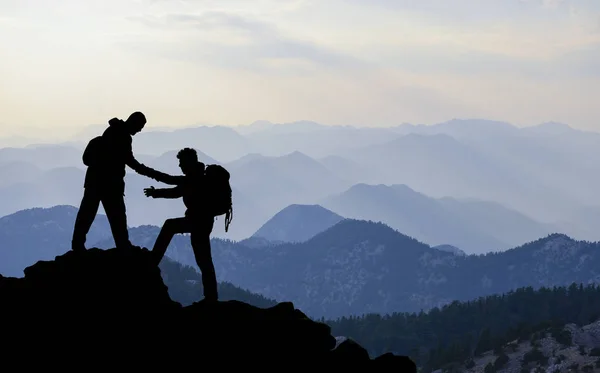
144 186 156 198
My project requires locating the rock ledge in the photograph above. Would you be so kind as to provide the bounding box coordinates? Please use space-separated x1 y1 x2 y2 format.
0 247 416 371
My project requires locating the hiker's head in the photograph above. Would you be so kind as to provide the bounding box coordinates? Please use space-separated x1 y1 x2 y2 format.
177 147 203 175
125 111 146 135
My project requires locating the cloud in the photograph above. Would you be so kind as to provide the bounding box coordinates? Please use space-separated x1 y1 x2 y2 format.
122 10 367 74
127 11 277 40
351 0 596 18
1 0 600 131
121 0 600 76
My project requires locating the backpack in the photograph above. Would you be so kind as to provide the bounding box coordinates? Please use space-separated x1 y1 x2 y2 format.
82 136 106 167
204 164 233 232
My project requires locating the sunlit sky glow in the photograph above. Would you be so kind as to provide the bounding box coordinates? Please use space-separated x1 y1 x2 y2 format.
1 0 599 138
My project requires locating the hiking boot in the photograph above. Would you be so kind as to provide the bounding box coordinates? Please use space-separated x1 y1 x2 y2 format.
116 242 141 251
71 244 86 253
194 298 218 308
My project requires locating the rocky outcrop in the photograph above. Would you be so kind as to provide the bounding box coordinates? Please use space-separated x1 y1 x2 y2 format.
0 246 416 371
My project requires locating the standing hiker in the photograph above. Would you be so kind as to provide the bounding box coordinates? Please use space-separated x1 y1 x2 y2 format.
71 111 161 252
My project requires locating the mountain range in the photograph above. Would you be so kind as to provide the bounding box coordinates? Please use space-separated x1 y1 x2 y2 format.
2 118 600 251
4 205 600 320
321 183 555 253
107 222 600 319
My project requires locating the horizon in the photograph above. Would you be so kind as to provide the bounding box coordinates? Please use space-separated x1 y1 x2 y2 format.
0 117 592 146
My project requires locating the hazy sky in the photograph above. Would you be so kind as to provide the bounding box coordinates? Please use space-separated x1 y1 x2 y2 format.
1 0 599 137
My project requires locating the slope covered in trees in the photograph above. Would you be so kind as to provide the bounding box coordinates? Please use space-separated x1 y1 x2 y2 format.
111 221 600 318
158 256 277 308
325 283 600 372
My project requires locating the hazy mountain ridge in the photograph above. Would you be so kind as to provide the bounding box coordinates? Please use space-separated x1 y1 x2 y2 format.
5 206 600 319
321 183 554 253
116 222 600 319
3 118 600 245
0 147 355 240
133 125 254 162
0 205 112 276
339 132 580 224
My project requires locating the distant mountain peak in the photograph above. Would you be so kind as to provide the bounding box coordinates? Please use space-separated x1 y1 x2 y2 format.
539 233 575 246
433 244 467 257
307 218 427 248
534 121 571 129
390 183 419 193
348 182 385 191
154 149 219 165
344 183 420 197
532 233 575 246
442 118 516 128
249 120 274 126
0 204 78 220
524 121 573 134
285 150 310 158
284 120 326 128
551 121 570 126
243 120 275 131
281 203 341 214
251 204 344 243
279 151 326 166
504 232 578 258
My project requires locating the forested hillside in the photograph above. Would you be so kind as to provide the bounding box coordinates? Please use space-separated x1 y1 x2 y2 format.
325 283 600 372
159 256 277 308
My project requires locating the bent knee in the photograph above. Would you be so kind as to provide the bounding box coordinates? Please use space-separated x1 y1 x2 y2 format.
164 218 180 226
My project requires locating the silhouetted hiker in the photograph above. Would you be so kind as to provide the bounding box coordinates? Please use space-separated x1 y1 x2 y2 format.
72 111 160 252
143 147 233 301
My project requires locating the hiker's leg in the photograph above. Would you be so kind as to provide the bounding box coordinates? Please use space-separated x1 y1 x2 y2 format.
71 188 101 251
151 217 189 265
191 217 217 300
101 191 131 250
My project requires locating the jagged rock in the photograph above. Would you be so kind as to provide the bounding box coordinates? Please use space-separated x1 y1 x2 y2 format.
332 338 371 361
0 246 416 371
567 321 600 348
335 335 349 347
374 353 418 371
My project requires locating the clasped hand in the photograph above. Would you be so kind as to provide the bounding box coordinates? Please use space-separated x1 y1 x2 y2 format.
144 186 156 198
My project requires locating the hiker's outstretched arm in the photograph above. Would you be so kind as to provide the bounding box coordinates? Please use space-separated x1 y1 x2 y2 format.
128 158 184 185
121 136 183 184
127 157 151 175
150 186 183 199
124 139 153 175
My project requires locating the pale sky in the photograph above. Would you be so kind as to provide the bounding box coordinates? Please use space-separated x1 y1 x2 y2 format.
1 0 600 138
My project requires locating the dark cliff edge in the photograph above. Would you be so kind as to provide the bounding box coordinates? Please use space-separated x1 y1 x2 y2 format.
0 246 416 371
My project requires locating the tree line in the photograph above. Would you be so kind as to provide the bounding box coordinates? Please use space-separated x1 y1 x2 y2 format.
324 283 600 372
